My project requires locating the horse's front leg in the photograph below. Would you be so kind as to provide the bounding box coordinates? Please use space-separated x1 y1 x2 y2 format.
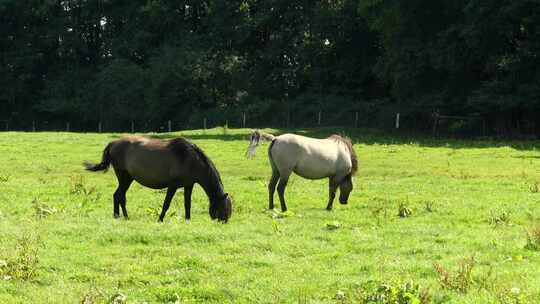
158 187 178 222
112 192 120 218
184 184 194 221
326 178 338 211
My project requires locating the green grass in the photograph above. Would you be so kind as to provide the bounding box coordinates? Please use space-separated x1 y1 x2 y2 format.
0 127 540 303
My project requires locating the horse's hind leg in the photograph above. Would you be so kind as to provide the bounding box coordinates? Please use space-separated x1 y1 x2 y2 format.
277 174 290 212
268 170 279 210
114 169 133 219
326 177 338 211
158 187 178 222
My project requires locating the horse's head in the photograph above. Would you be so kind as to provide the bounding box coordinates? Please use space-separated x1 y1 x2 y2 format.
209 193 232 223
338 175 353 204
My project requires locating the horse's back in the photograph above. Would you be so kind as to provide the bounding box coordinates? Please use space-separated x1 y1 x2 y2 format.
272 134 351 179
110 137 184 188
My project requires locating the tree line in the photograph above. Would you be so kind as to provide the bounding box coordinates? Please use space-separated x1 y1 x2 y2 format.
1 0 539 136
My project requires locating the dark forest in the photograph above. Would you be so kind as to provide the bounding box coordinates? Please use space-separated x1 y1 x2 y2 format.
1 1 539 135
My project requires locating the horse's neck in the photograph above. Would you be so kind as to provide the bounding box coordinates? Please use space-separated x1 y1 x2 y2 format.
197 166 225 200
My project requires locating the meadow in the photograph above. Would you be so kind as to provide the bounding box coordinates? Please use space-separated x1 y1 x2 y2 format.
0 127 539 303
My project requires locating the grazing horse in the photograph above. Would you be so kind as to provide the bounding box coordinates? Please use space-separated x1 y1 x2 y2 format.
247 130 358 211
83 136 232 222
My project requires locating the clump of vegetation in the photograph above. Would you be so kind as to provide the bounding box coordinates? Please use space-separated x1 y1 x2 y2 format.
32 198 56 219
369 197 390 226
145 204 177 219
267 209 294 219
497 287 526 304
524 224 540 251
242 175 264 181
271 218 282 235
81 289 128 304
0 233 40 281
528 181 539 193
151 287 181 303
358 280 431 304
398 202 413 218
489 209 512 227
325 221 342 230
110 292 127 304
433 256 476 293
70 175 95 196
69 175 100 215
0 174 10 183
424 201 435 213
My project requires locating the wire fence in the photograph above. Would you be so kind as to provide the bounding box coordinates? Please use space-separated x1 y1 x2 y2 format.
0 110 398 133
0 111 513 138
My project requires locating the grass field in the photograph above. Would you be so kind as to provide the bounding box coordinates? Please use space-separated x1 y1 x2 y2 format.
1 127 540 303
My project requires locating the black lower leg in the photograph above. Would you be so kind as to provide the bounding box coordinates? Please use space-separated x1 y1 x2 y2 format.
114 170 133 220
184 185 193 220
159 187 177 222
120 199 128 219
277 178 289 212
326 178 338 210
268 172 279 210
113 190 121 218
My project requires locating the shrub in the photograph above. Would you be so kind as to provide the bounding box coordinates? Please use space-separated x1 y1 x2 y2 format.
524 224 540 251
0 233 40 281
433 257 476 293
398 202 413 218
358 280 431 304
489 209 512 227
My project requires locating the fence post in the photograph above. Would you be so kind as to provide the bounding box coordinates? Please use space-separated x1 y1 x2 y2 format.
203 118 207 130
98 121 102 133
355 112 359 128
395 113 400 129
318 111 321 125
66 122 70 132
242 112 246 128
432 114 439 135
32 121 36 132
167 120 171 132
131 120 135 133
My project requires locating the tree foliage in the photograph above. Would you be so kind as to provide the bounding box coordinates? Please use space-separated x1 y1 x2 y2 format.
1 0 539 135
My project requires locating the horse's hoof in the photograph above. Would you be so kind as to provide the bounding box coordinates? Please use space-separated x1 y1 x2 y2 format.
326 207 333 211
113 214 120 219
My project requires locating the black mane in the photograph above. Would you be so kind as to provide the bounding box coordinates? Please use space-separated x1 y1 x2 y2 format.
168 138 225 198
191 144 225 190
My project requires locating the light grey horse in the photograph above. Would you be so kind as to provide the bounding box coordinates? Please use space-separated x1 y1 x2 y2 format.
247 130 358 211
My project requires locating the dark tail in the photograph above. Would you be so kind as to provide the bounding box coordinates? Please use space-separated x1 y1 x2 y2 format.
83 143 112 172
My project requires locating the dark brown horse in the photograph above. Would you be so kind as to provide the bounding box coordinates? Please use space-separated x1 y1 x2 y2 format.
83 136 232 222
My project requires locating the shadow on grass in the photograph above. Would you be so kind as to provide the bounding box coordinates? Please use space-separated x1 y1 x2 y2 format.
108 127 540 151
